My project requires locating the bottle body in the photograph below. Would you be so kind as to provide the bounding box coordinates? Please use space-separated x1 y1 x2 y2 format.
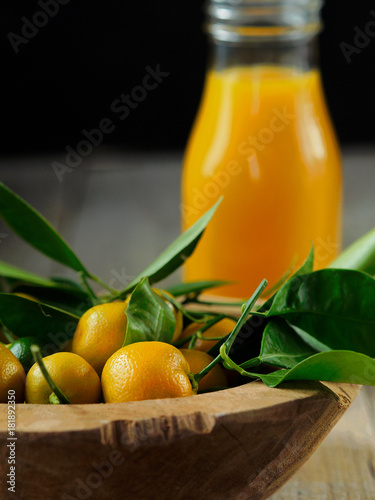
182 63 342 298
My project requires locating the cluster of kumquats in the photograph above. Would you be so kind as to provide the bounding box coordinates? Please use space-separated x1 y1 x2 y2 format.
0 289 237 405
5 182 375 405
0 185 245 406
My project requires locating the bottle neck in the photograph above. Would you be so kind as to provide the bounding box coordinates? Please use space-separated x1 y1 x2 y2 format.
206 0 322 73
208 37 319 73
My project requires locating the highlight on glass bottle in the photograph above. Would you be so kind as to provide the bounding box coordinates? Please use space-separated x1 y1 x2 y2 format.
181 0 342 299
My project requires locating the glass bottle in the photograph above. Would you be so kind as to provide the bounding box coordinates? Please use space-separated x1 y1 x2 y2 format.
181 0 342 298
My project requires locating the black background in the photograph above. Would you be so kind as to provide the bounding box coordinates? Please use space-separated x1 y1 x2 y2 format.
1 0 375 155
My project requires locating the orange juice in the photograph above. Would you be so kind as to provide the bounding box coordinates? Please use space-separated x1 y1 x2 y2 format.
182 66 342 298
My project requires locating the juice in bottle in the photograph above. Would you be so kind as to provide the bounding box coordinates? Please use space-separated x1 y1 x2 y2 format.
181 1 342 298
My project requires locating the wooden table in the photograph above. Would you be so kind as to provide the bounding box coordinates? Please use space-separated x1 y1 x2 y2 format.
1 148 375 498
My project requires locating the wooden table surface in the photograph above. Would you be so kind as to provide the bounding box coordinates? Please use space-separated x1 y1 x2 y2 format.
1 148 375 498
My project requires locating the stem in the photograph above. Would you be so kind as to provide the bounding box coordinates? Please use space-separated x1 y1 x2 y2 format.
159 291 204 322
194 353 223 384
159 290 228 323
197 332 227 341
225 279 268 353
80 273 98 304
192 299 245 308
193 311 239 322
188 336 197 350
219 344 258 379
196 314 225 333
31 345 71 404
188 372 199 393
0 342 12 348
179 310 210 323
87 273 119 295
181 294 198 305
173 314 229 349
239 357 262 369
193 315 230 344
49 393 61 405
173 334 194 348
191 278 268 384
2 327 17 343
247 311 267 317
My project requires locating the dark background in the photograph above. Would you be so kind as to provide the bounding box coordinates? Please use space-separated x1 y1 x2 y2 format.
1 0 374 156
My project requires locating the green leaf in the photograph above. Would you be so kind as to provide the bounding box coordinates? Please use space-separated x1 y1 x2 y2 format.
9 284 92 316
0 260 60 288
289 324 332 353
0 260 87 296
0 261 92 314
118 198 223 296
50 276 89 294
289 245 315 278
0 182 88 273
124 277 176 346
165 280 229 297
256 319 318 369
268 269 375 357
255 350 375 387
258 245 314 313
0 293 79 347
329 226 375 275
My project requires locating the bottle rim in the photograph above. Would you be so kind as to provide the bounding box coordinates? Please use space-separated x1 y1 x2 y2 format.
206 0 323 44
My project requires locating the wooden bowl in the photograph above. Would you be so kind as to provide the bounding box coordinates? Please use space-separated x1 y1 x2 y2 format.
0 380 359 500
